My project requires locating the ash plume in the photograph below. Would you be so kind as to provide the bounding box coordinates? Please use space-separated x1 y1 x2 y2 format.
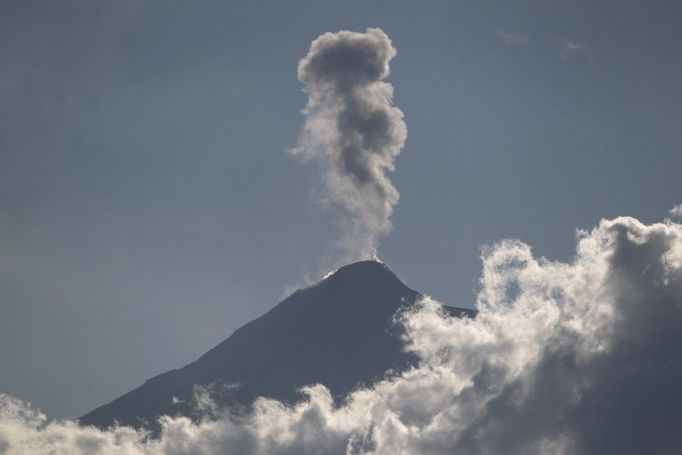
292 28 407 261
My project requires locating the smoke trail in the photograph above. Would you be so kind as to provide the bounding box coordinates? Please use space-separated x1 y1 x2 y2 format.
293 28 407 261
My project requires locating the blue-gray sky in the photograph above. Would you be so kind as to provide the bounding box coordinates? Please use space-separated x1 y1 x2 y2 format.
1 0 680 419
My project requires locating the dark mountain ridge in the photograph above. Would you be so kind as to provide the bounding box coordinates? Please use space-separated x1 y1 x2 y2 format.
79 260 475 431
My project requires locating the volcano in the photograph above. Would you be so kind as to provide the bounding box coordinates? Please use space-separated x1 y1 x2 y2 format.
79 260 475 431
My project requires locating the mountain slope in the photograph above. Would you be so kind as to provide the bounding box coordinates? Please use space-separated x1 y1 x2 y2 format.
79 260 475 430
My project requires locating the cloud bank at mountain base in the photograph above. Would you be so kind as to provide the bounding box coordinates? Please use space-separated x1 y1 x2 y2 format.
2 214 682 454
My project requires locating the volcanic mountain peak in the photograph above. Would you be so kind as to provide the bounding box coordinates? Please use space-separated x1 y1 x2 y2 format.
80 260 472 432
288 260 412 304
314 260 408 292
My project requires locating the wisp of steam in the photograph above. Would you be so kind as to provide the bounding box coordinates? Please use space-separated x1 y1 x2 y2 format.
292 28 407 261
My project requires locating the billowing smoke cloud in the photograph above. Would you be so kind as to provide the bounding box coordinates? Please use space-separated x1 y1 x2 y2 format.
292 28 407 261
2 214 682 454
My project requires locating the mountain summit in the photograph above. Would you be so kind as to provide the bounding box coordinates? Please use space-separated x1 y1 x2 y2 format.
79 260 474 431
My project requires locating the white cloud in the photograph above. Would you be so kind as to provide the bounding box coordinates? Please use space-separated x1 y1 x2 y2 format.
2 214 682 454
497 30 528 46
560 39 587 59
670 204 682 219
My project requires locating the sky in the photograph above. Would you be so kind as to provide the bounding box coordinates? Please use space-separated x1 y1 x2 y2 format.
1 0 681 423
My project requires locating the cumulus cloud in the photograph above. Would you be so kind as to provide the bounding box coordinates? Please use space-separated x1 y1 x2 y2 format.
497 30 528 46
560 39 587 59
292 28 407 261
670 203 682 219
2 214 682 454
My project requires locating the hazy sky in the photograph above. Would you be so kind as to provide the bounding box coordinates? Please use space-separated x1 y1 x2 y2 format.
1 0 681 419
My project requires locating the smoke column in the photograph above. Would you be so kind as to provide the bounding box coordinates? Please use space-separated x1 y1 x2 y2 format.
293 28 407 261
